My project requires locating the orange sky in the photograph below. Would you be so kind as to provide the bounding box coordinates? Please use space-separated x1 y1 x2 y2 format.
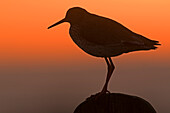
0 0 170 64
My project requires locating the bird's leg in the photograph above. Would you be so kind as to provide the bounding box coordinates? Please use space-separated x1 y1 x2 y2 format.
91 57 115 100
101 57 115 94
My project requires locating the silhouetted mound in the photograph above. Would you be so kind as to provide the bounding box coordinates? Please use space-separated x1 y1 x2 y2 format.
74 93 156 113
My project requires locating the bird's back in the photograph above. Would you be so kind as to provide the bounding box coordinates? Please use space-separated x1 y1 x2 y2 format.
69 13 160 57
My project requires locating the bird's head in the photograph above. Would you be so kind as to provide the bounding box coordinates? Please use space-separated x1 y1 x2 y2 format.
48 7 88 29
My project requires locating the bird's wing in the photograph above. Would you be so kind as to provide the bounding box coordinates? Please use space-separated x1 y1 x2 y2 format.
80 14 141 46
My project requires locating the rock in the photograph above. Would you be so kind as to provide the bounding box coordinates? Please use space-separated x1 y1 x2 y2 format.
74 93 156 113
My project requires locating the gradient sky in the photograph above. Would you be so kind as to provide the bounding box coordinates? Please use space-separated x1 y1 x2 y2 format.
0 0 170 113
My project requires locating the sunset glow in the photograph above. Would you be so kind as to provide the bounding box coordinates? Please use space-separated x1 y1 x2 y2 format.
0 0 169 63
0 1 169 113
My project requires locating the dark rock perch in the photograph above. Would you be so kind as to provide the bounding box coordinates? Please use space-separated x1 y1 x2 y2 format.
74 93 156 113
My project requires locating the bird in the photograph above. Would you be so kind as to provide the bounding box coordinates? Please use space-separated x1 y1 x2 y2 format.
48 7 160 94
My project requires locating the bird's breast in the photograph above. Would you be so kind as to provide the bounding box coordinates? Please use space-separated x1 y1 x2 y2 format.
69 25 93 54
69 25 83 46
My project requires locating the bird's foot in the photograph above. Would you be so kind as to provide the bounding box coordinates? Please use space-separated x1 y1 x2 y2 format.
95 89 110 100
101 88 110 94
86 90 110 101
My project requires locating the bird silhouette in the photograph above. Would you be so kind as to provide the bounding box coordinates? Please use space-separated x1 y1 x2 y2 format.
48 7 160 94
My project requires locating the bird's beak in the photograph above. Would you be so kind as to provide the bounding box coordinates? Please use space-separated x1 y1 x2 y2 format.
47 18 66 29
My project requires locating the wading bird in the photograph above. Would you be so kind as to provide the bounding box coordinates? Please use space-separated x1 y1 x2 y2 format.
48 7 160 94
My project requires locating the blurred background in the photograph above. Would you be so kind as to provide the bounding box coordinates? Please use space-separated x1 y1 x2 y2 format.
0 0 170 113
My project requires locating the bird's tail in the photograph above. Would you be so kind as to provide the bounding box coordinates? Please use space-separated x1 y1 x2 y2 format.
146 39 161 50
135 34 161 50
123 34 161 53
151 40 161 45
